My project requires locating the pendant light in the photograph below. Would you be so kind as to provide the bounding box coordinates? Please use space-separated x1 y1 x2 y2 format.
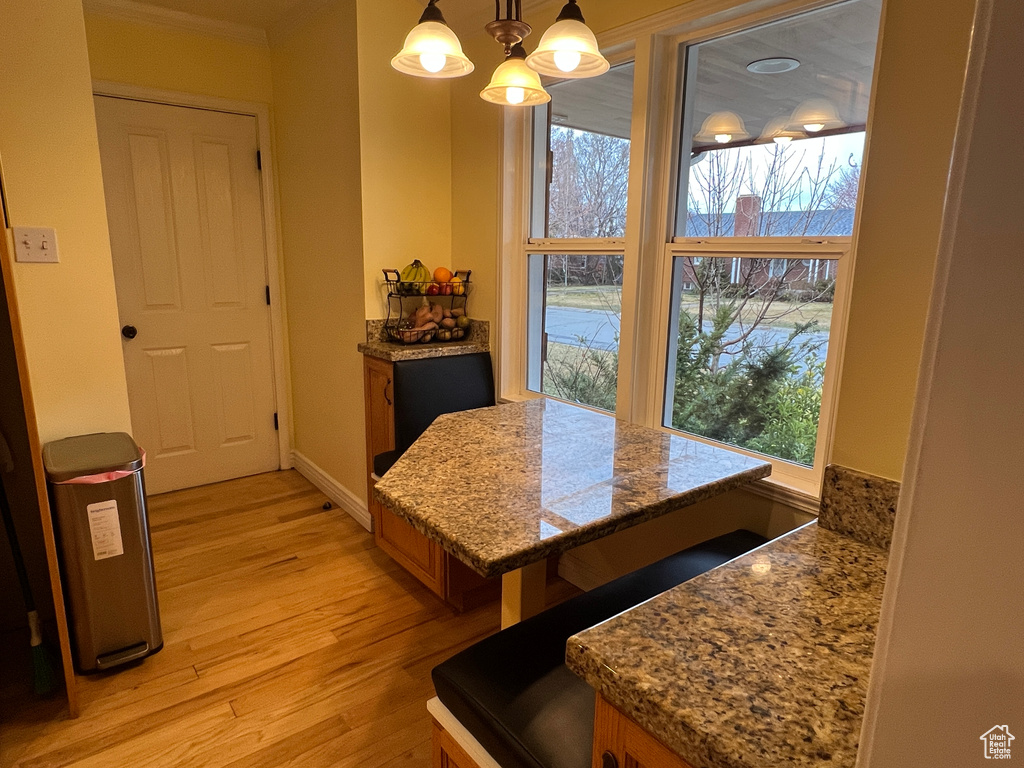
391 0 474 79
757 115 804 144
789 98 843 133
694 111 749 145
526 0 609 78
481 44 551 106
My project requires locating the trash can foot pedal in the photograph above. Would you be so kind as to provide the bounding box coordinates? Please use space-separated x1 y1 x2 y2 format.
96 642 150 670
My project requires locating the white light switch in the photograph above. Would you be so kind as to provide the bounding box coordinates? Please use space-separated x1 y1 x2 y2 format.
13 227 59 264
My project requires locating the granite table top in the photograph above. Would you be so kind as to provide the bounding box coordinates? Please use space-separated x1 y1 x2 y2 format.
373 399 771 578
566 522 888 768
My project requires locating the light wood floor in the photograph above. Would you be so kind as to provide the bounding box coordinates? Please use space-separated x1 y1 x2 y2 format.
0 470 574 767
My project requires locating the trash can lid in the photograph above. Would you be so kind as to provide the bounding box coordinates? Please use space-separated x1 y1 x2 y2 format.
42 432 143 483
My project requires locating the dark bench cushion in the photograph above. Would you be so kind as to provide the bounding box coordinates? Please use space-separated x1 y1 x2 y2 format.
432 529 768 768
373 352 495 478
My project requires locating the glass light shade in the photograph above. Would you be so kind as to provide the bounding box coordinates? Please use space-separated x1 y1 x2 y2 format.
525 19 610 78
757 115 805 144
480 57 551 106
694 111 749 144
789 98 843 132
391 21 474 79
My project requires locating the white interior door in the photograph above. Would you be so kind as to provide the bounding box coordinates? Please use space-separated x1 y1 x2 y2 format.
95 96 279 494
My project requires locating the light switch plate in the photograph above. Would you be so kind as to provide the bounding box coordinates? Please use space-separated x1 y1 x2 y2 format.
13 227 59 263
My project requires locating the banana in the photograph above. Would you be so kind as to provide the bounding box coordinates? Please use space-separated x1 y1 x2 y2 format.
399 260 431 294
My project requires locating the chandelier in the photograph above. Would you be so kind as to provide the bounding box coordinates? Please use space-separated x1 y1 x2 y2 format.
391 0 610 106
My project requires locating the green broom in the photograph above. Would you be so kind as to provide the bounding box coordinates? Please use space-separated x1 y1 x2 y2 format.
0 430 58 695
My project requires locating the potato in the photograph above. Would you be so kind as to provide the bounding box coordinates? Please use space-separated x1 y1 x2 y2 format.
440 317 456 329
420 331 435 343
429 303 444 323
451 307 465 317
443 308 453 319
452 328 464 340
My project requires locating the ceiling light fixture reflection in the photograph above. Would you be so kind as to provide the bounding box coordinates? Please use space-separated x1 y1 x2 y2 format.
695 111 749 144
790 98 844 133
746 57 801 74
757 115 805 144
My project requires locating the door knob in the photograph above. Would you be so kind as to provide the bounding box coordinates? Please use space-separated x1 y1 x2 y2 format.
121 325 138 340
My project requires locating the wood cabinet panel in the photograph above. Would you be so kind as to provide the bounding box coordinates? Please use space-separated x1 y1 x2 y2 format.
362 354 497 608
593 694 695 768
363 355 445 597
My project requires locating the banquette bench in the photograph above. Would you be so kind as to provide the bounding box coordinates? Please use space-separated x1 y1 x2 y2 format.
430 529 769 768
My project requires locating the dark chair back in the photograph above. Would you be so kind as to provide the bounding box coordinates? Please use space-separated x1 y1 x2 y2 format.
391 352 495 457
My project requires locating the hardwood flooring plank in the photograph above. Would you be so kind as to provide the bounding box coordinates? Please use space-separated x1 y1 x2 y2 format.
0 470 508 768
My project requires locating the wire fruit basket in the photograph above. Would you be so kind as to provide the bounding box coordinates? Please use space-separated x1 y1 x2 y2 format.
382 269 472 345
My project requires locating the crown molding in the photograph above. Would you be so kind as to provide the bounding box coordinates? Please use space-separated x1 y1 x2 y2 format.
81 0 268 47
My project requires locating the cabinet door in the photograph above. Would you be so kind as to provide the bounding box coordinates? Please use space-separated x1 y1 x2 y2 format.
592 694 695 768
363 356 395 469
362 355 445 597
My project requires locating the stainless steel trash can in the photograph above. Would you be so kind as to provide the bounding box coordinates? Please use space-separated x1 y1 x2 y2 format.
43 432 162 672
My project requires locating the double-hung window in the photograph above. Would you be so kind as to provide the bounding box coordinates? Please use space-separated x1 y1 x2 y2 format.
503 0 882 497
524 61 635 413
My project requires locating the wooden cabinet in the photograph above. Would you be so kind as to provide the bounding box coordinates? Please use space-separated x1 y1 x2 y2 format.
592 693 695 768
363 355 496 609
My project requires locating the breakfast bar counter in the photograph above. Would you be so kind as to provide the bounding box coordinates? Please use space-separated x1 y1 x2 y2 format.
566 518 889 768
374 398 771 625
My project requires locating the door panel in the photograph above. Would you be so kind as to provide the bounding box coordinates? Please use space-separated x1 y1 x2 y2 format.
144 347 196 456
96 96 279 493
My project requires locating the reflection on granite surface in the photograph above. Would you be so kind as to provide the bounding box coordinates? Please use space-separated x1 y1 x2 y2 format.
374 399 770 577
567 523 888 768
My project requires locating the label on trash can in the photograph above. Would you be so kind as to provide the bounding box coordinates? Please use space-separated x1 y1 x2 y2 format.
87 500 124 560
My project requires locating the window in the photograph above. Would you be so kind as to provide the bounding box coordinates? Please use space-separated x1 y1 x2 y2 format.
666 0 879 473
525 62 635 412
503 0 883 495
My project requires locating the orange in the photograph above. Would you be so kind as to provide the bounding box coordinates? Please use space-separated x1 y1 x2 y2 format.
433 267 453 283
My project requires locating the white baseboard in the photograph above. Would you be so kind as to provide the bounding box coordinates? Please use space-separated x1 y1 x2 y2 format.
291 451 372 532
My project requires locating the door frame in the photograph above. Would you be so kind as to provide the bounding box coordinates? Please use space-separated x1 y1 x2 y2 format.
92 80 293 472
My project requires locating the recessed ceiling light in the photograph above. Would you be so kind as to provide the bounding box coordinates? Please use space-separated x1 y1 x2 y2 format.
747 57 801 74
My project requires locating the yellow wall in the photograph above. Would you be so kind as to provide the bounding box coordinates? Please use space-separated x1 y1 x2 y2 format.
830 0 974 480
449 32 505 346
356 0 454 319
0 0 132 444
270 0 367 501
84 14 274 105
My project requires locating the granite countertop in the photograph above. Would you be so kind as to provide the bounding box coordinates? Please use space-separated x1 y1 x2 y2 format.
358 318 489 362
357 338 489 362
566 522 888 768
374 399 771 578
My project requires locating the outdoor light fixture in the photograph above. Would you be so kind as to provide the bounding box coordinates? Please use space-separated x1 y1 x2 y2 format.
695 111 749 144
757 115 805 144
525 0 609 78
480 43 551 106
790 98 843 132
393 0 608 106
391 0 474 79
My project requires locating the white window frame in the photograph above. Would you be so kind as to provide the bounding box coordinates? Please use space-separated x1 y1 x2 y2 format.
498 0 872 503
